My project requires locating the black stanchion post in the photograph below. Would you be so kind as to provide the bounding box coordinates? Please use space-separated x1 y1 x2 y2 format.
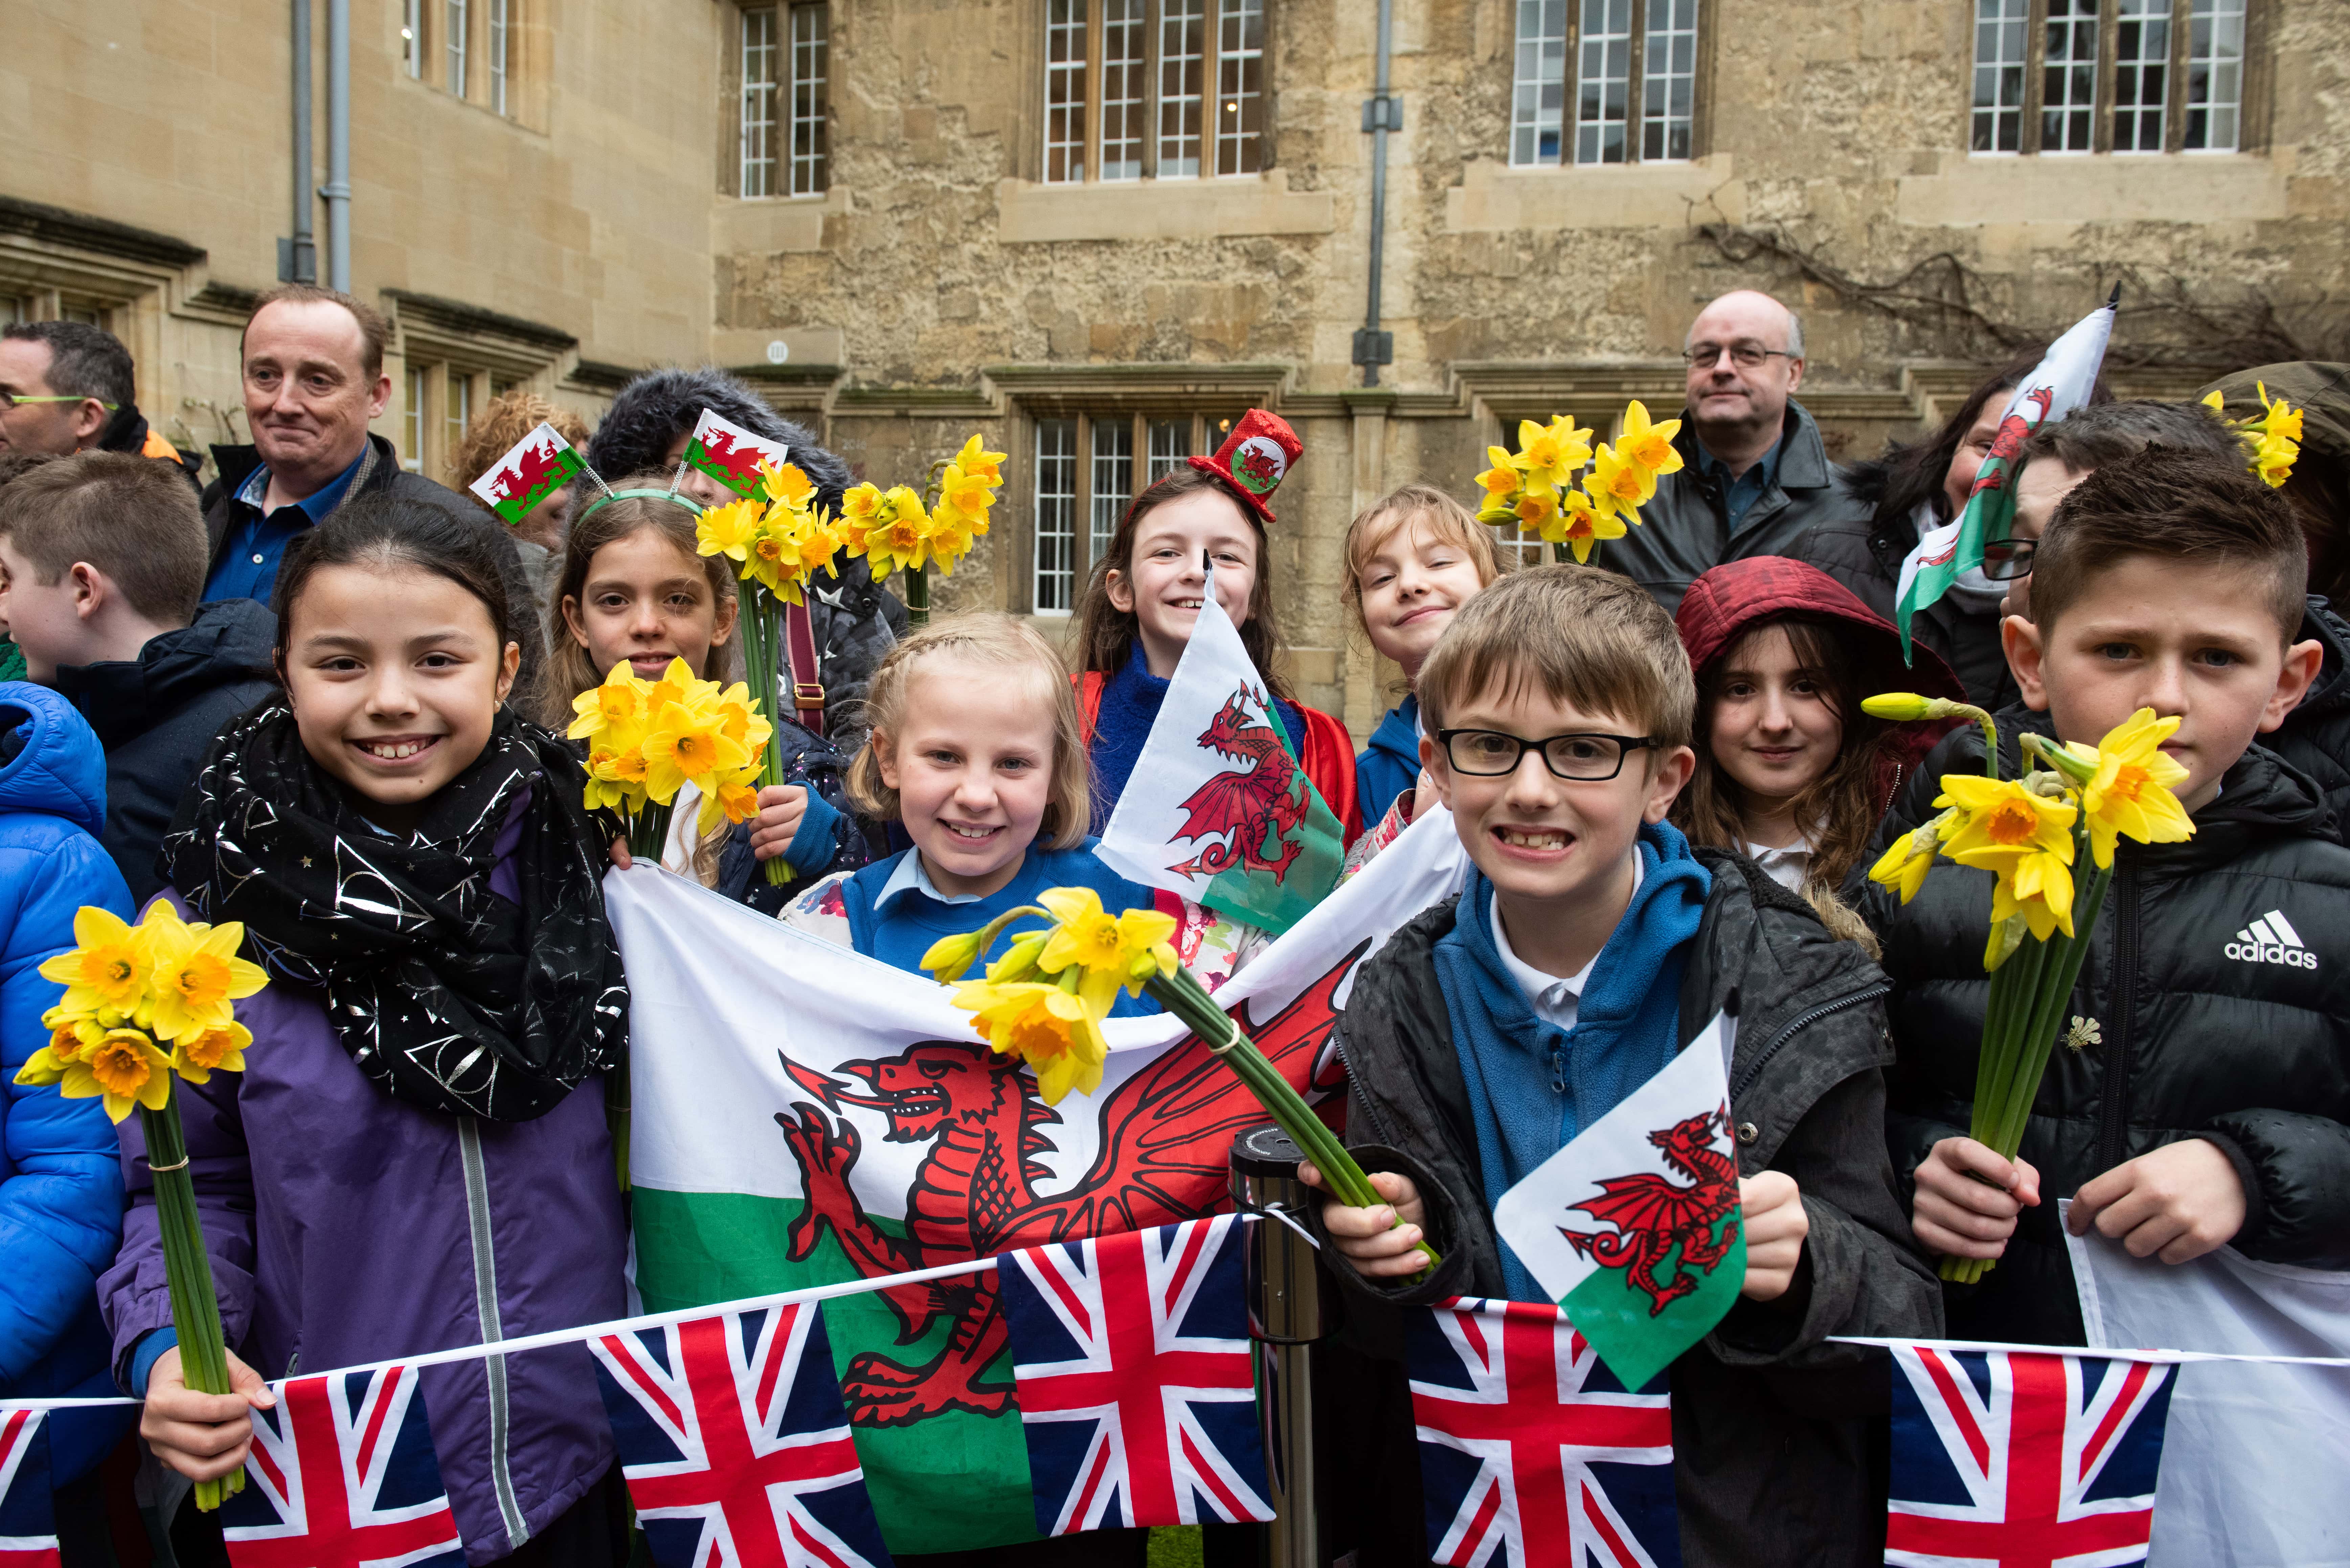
1231 1124 1331 1568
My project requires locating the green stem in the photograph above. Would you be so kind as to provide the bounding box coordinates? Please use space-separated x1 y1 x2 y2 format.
142 1089 243 1508
743 588 794 888
905 563 930 628
1143 967 1440 1279
630 800 672 865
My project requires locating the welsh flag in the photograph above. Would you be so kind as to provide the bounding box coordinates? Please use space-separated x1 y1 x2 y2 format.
607 808 1469 1555
1895 292 2117 655
683 408 791 498
1095 573 1346 936
1491 1013 1745 1393
465 421 583 527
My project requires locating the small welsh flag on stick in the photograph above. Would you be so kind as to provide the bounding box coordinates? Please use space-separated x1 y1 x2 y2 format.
682 408 791 499
467 422 584 527
1492 1012 1745 1393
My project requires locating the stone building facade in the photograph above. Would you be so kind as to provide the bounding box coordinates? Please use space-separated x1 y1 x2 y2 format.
6 0 2343 733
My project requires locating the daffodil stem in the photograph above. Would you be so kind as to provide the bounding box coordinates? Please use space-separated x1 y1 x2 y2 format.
1974 709 2001 779
1142 967 1441 1282
741 585 794 888
905 564 930 627
142 1088 243 1508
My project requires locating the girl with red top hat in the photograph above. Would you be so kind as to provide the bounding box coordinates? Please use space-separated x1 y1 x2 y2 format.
1071 410 1362 840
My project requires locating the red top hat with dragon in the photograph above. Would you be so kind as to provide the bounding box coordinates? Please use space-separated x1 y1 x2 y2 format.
1188 409 1303 525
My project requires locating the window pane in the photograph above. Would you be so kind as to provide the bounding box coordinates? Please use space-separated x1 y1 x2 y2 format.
488 0 508 115
1511 0 1568 165
1091 420 1134 567
790 2 829 195
1641 0 1698 161
1159 0 1206 176
1045 0 1088 183
741 7 779 197
405 367 426 472
1215 0 1264 176
404 0 425 79
2041 0 2097 154
1147 418 1189 482
2184 0 2245 152
1034 419 1078 613
447 0 468 97
1970 0 2027 153
1100 0 1146 181
2110 0 2168 153
1574 0 1630 165
446 371 471 468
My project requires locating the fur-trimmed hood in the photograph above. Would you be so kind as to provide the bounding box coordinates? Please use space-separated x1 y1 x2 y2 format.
585 367 854 513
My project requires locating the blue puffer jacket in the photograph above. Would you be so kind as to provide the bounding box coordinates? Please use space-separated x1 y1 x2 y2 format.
0 683 136 1482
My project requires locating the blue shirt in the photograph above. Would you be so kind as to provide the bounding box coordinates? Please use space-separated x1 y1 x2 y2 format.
838 838 1165 1018
1697 434 1783 533
201 448 367 604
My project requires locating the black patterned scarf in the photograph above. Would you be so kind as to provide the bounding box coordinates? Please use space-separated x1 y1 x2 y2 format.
161 703 629 1121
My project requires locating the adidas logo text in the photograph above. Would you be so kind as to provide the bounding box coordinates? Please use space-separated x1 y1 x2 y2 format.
2223 909 2318 970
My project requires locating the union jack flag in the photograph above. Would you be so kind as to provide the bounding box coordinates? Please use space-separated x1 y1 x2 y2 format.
589 1301 892 1568
997 1213 1274 1535
1404 1297 1680 1568
0 1407 58 1568
220 1364 466 1568
1887 1344 2176 1568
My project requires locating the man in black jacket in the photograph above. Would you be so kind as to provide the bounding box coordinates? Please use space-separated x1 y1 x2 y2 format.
1857 453 2348 1346
199 284 543 698
0 452 276 901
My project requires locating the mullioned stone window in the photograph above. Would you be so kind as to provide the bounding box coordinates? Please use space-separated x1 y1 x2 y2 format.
741 2 832 198
1970 0 2255 157
1043 1 1266 185
1510 0 1701 167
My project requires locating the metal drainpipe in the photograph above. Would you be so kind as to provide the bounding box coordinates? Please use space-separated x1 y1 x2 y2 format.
1354 0 1397 389
287 0 316 282
324 0 352 291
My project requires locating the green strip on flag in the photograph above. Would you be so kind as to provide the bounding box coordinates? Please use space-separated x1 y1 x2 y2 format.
467 422 583 528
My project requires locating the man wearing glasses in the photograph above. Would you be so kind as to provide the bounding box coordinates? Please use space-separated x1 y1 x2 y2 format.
1602 290 1867 614
0 321 199 487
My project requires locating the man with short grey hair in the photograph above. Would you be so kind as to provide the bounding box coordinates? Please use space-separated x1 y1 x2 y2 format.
1599 289 1869 614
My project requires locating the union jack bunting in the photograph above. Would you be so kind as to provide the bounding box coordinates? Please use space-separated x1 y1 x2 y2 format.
589 1301 893 1568
1403 1297 1680 1568
0 1408 58 1568
997 1213 1274 1535
220 1364 466 1568
1886 1344 2176 1568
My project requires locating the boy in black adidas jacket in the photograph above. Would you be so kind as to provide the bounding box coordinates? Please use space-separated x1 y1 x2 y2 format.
1858 450 2350 1346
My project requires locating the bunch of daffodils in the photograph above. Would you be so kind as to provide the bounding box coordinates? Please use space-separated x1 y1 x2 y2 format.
15 903 270 1508
841 434 1007 627
2202 383 2303 489
922 887 1438 1278
1865 699 2193 1281
1474 401 1684 564
569 658 773 862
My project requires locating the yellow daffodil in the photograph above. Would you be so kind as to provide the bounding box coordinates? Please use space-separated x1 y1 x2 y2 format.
59 1027 174 1123
568 668 646 743
952 979 1110 1104
1862 693 1952 722
759 461 818 508
641 700 751 801
936 463 997 526
1868 807 1958 904
172 1020 252 1085
2255 433 2298 489
988 931 1052 984
1587 442 1657 518
921 928 992 983
1987 847 2077 948
644 658 698 714
1512 487 1561 536
950 434 1007 487
1551 489 1626 563
2251 383 2304 446
2074 708 2194 868
696 498 766 565
39 1013 108 1064
140 907 268 1044
1513 417 1594 494
699 774 764 834
1036 886 1179 1011
1615 400 1684 476
39 906 150 1019
1476 446 1522 501
1936 776 2079 948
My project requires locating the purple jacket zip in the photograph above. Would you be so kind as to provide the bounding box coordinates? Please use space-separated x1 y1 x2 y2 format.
98 802 626 1565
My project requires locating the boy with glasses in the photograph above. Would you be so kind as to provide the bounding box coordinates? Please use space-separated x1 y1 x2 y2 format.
1305 564 1938 1568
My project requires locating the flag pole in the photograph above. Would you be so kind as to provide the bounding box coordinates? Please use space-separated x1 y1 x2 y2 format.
1232 1124 1329 1568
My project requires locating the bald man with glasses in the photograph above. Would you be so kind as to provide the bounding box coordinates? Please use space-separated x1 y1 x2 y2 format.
1598 290 1869 614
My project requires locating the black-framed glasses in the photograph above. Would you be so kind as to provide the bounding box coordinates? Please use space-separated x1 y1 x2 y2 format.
1436 729 1661 781
1981 537 2037 581
1680 343 1796 370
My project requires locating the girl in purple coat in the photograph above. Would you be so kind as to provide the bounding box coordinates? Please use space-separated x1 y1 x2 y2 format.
103 495 632 1566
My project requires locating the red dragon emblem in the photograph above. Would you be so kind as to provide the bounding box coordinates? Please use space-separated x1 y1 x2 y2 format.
772 952 1357 1427
693 428 771 489
1968 385 2058 498
1168 688 1309 883
1558 1107 1742 1317
485 439 566 509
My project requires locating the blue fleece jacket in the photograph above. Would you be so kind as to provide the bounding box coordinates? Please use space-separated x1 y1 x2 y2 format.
1356 694 1422 827
0 683 136 1481
837 839 1166 1018
1430 821 1711 1300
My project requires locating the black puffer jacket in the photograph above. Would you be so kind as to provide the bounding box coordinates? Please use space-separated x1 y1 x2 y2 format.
50 598 277 903
1315 850 1940 1568
1857 717 2350 1346
2270 596 2350 843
